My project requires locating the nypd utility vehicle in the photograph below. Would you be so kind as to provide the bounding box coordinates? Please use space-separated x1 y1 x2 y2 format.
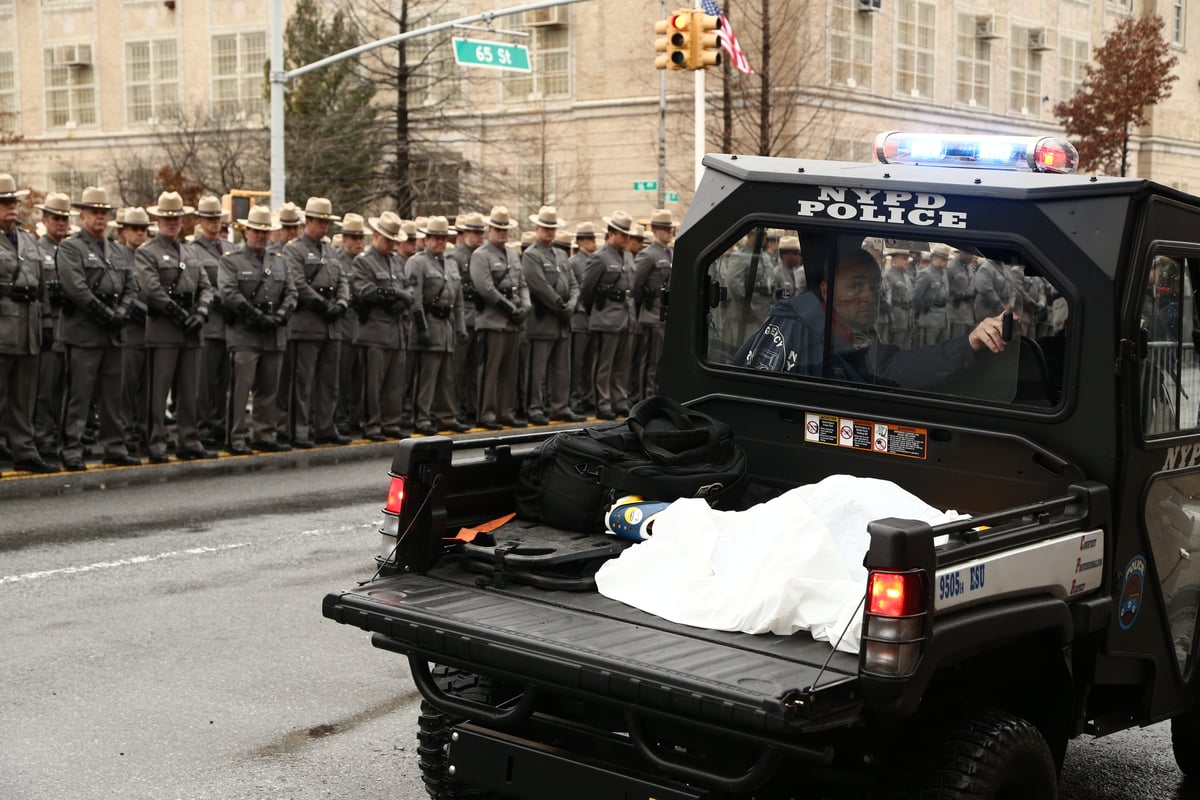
323 132 1200 798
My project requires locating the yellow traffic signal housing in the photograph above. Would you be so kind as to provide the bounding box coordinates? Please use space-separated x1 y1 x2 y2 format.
655 11 693 70
690 11 723 69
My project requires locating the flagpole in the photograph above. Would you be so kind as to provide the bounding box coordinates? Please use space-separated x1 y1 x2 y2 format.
694 68 705 190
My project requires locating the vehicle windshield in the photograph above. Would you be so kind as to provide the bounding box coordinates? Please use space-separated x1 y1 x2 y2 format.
704 225 1069 408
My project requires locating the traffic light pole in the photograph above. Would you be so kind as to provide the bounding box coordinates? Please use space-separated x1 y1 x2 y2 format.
695 68 705 190
657 0 667 209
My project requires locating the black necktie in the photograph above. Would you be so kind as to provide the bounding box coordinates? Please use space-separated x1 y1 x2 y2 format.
4 227 16 251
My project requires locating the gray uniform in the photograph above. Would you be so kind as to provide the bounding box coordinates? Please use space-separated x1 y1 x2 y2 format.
946 255 976 339
34 233 65 455
449 241 481 421
136 233 214 459
114 241 147 452
0 225 45 465
912 265 949 347
632 240 671 401
407 249 466 429
184 233 232 444
580 242 636 416
568 249 595 413
972 259 1012 321
283 233 350 443
219 245 296 448
522 240 577 420
335 248 363 435
881 267 915 349
56 229 139 463
351 246 412 437
470 241 529 425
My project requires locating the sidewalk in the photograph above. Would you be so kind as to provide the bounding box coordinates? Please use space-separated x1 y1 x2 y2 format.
0 419 583 501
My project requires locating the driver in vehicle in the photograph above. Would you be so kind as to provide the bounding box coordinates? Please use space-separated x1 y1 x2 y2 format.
734 247 1015 389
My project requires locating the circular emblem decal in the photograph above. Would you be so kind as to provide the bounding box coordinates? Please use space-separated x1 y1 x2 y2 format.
1118 555 1147 631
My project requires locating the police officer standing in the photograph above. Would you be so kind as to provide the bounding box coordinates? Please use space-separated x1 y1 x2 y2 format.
218 205 297 454
283 197 350 448
407 216 469 435
522 206 579 425
185 195 232 448
450 211 485 424
581 211 637 420
350 211 413 441
137 191 216 463
973 257 1013 322
32 191 74 461
470 206 529 430
114 208 150 455
568 221 598 416
335 212 366 436
773 236 805 297
912 243 951 347
881 245 915 349
0 175 57 474
946 249 977 339
632 209 674 402
57 186 141 471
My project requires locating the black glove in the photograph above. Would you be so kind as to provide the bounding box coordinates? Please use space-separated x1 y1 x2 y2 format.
375 285 398 303
416 329 432 347
323 300 346 321
257 312 280 329
496 297 520 320
165 301 189 326
128 300 148 324
86 298 120 329
392 287 415 310
242 305 266 329
41 327 53 350
510 304 529 324
455 329 468 345
183 313 205 335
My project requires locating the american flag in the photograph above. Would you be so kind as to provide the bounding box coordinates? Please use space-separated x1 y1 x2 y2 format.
700 0 755 75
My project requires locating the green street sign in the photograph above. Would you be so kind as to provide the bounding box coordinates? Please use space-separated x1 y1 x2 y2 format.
452 38 531 73
634 180 658 191
667 192 679 203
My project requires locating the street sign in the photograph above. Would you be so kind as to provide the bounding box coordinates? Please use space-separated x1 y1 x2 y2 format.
667 192 679 203
452 38 531 72
634 180 658 191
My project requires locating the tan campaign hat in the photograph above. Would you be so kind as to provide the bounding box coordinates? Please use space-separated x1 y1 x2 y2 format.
628 223 646 241
484 205 518 230
649 209 676 229
71 186 113 211
123 207 151 227
240 205 276 232
930 242 951 257
400 219 422 241
553 228 574 247
369 211 407 243
0 174 30 200
194 195 223 218
574 221 597 238
303 196 339 222
529 205 567 229
277 202 303 226
420 216 452 237
457 211 487 232
779 236 801 252
340 212 366 235
35 192 74 217
602 210 635 235
147 191 194 217
520 231 535 246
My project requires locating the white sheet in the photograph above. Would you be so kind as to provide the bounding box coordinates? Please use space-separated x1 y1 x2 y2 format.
594 475 966 653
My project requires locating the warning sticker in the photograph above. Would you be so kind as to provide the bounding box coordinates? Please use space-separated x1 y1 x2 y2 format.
803 412 927 460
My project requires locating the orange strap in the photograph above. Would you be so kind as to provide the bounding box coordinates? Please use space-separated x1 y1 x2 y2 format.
446 513 516 542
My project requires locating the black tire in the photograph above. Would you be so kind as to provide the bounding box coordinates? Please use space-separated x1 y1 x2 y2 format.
1172 711 1200 776
897 709 1057 800
416 665 505 800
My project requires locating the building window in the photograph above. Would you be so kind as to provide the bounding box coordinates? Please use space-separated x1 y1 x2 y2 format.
1008 26 1042 116
953 13 990 108
48 169 102 199
212 31 267 120
0 51 16 133
1106 0 1134 11
126 39 180 125
830 0 873 89
43 47 96 129
503 24 570 101
0 0 14 12
1058 36 1089 102
1173 0 1186 45
827 136 872 162
895 0 935 99
517 162 555 225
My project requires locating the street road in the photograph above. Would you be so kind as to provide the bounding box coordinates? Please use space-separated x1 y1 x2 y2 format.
1 459 1198 799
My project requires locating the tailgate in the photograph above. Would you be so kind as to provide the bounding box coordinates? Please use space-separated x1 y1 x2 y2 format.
323 565 861 735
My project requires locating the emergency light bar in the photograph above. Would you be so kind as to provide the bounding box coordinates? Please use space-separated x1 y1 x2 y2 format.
873 131 1079 174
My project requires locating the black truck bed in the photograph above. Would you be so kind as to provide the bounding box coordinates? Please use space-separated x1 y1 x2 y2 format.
323 554 862 736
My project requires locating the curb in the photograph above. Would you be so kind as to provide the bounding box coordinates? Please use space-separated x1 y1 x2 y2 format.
0 421 583 501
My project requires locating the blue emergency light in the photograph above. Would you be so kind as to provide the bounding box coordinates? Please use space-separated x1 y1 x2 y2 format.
873 131 1079 174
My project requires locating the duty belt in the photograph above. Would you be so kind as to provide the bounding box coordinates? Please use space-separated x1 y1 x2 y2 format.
607 288 631 301
0 283 38 303
254 300 278 313
168 289 195 309
425 304 452 320
499 286 515 300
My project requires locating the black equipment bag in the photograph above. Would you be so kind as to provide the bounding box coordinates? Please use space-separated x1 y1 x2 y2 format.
515 396 748 532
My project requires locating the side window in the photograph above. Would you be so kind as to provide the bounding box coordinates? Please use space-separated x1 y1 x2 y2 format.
705 224 1069 409
1145 472 1200 676
1141 254 1196 435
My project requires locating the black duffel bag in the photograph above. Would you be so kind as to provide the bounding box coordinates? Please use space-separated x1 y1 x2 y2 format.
515 396 748 532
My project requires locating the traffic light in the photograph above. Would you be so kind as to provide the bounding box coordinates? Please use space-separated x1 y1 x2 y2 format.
690 11 722 69
654 11 692 70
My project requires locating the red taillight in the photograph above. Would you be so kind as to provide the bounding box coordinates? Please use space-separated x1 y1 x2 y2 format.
867 571 924 617
385 476 406 514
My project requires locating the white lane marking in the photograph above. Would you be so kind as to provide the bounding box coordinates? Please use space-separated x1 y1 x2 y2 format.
0 542 251 585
